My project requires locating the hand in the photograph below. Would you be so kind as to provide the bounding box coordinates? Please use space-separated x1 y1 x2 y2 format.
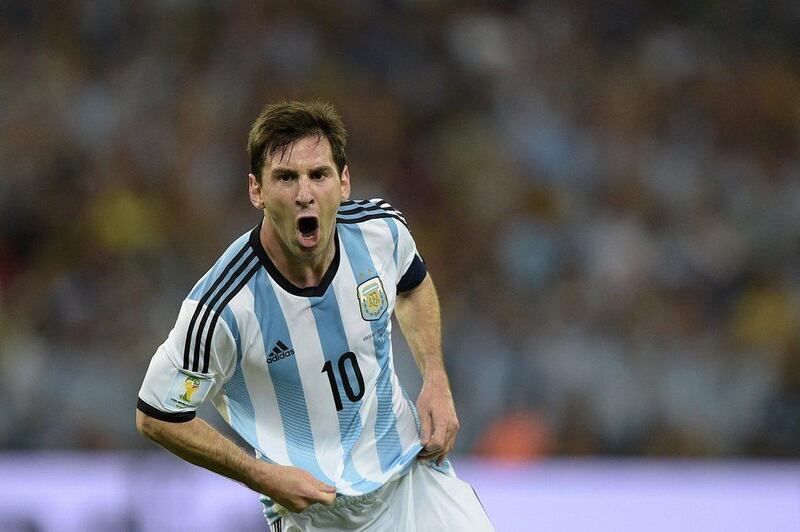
251 464 336 513
416 371 459 466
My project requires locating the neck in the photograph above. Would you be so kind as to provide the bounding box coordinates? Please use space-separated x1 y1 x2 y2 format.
260 221 336 288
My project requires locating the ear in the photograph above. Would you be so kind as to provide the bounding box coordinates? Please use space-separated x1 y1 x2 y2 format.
248 173 265 209
340 165 351 201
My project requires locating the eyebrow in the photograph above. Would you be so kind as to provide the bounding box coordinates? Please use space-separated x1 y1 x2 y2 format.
270 165 334 177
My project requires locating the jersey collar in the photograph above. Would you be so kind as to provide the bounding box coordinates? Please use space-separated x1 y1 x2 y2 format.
249 220 340 297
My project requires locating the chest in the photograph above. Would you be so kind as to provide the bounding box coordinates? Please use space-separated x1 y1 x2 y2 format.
242 269 395 386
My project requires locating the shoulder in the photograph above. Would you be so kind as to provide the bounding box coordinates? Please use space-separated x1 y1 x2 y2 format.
187 227 260 303
336 198 408 228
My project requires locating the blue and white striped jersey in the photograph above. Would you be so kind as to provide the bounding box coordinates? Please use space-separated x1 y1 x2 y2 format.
138 199 430 520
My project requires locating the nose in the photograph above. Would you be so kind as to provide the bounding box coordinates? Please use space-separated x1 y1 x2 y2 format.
296 175 314 207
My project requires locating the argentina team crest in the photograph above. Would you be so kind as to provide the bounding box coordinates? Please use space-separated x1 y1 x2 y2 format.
357 276 388 321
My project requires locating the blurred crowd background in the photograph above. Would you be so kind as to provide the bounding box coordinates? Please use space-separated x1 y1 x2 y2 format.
1 0 798 459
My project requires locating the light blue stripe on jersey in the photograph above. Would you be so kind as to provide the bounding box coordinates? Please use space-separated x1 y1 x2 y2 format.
220 306 242 356
251 269 335 486
220 307 261 451
309 290 381 492
383 216 400 269
340 225 403 473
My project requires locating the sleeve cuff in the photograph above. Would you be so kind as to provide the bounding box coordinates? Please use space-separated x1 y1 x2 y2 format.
137 397 197 423
397 254 427 293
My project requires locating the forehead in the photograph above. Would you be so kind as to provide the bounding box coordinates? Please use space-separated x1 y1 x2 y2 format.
266 134 334 171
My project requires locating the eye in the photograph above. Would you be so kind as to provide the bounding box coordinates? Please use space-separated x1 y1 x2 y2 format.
311 171 326 180
277 173 293 182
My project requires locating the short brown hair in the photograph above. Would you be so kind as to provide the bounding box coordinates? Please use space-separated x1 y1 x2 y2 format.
247 101 347 182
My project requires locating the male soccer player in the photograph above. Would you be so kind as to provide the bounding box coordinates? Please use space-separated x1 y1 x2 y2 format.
136 101 494 531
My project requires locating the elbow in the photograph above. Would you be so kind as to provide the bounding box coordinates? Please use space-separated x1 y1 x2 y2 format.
136 409 159 440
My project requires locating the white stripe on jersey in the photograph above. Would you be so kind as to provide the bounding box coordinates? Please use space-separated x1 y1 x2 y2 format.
230 284 291 466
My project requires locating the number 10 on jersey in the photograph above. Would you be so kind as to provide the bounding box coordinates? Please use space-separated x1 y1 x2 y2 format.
322 352 365 411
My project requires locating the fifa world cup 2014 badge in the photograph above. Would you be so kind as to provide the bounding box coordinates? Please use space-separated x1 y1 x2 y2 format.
179 377 201 402
357 276 388 321
165 370 212 409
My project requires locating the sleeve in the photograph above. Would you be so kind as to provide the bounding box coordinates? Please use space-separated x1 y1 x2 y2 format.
395 220 427 293
137 299 238 422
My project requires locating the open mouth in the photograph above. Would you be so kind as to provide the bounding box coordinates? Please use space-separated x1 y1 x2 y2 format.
296 216 319 247
298 216 318 235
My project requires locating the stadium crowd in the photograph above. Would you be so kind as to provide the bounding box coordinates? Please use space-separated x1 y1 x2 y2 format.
1 1 798 458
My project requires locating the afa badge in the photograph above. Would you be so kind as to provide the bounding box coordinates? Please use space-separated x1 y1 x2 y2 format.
357 276 388 321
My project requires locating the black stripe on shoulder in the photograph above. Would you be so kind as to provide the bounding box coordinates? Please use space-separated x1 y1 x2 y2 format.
137 397 196 423
339 198 404 218
337 204 384 216
183 243 251 370
337 212 409 227
372 200 406 222
201 262 260 373
193 251 257 372
340 199 371 207
338 204 406 220
370 198 405 214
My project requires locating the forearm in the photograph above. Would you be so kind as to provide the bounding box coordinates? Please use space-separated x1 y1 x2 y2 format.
136 410 263 491
136 409 336 511
395 274 447 380
396 273 459 462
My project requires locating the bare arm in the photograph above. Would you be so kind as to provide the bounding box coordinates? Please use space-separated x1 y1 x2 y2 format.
394 273 459 465
136 410 335 511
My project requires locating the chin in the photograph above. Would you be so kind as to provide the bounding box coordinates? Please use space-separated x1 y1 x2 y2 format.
295 238 324 255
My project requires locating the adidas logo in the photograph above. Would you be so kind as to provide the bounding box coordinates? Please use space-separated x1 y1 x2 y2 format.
267 340 295 364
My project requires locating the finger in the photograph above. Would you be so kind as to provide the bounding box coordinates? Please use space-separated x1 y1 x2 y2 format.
420 443 446 458
433 448 449 466
425 423 446 451
435 432 457 466
442 426 457 453
433 441 449 463
316 480 337 493
318 491 337 506
419 409 433 446
438 436 455 465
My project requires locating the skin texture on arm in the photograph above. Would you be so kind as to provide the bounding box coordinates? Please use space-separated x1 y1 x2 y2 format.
394 273 460 465
135 410 336 512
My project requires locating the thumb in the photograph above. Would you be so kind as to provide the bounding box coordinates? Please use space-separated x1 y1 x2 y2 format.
316 480 337 493
319 490 337 506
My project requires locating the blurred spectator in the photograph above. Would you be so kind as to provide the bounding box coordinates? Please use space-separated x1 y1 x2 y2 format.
474 411 554 461
0 1 798 458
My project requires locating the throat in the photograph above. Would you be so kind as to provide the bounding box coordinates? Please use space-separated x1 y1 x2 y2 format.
261 224 337 288
286 259 329 288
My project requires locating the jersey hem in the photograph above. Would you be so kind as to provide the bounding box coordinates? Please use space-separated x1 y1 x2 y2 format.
397 254 427 292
